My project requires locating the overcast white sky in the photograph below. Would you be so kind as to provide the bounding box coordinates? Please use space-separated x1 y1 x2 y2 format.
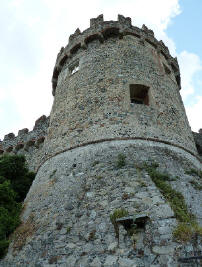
0 0 202 140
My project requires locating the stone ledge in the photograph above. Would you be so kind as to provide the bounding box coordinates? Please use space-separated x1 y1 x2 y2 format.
39 137 202 173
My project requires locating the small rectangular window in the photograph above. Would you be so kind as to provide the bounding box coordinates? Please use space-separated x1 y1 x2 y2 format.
130 84 149 105
69 61 79 75
163 63 171 75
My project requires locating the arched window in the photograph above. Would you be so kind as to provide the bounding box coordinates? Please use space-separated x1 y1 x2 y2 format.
129 84 149 105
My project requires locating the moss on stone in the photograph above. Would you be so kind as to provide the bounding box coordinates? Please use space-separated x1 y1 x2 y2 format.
116 154 126 169
189 180 202 190
144 164 193 223
185 168 202 179
173 222 202 242
144 163 202 242
66 226 71 234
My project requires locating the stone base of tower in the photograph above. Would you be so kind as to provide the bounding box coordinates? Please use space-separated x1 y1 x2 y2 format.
1 140 202 267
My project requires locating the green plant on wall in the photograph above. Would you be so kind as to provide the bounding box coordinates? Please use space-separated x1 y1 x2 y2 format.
110 208 129 243
66 226 71 234
144 163 202 242
173 222 202 242
189 180 202 190
116 154 126 168
185 168 202 179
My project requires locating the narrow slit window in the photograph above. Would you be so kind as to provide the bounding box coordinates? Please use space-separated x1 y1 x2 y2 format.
130 84 149 105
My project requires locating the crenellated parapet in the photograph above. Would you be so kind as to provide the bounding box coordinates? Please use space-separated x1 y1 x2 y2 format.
1 115 49 158
2 15 202 267
52 14 181 95
193 129 202 158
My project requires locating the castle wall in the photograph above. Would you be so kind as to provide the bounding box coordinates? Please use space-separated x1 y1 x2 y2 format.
0 115 49 171
193 131 202 159
43 15 197 163
2 141 201 266
1 15 202 267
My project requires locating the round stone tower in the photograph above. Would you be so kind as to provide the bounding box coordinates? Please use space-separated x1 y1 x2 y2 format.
43 14 197 161
2 15 201 267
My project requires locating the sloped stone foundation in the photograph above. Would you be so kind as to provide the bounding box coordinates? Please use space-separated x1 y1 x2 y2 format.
1 140 202 266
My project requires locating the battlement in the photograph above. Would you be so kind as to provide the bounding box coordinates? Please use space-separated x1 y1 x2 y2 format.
193 130 202 158
52 14 180 96
1 15 202 266
0 115 49 155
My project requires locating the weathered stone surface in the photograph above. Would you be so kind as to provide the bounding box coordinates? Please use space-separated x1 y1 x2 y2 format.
193 131 202 157
107 242 118 252
152 245 175 255
1 115 49 171
1 141 201 266
1 14 202 267
119 257 137 267
154 204 174 219
38 15 199 165
90 257 102 267
104 255 118 266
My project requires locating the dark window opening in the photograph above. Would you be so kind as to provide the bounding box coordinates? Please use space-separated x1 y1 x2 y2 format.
171 63 178 73
102 27 119 39
69 61 79 75
163 63 171 75
132 99 144 104
70 44 81 55
175 74 181 88
85 34 101 44
196 144 202 155
130 84 149 105
59 55 68 68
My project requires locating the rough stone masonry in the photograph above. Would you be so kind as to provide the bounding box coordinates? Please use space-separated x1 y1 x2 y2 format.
1 14 202 267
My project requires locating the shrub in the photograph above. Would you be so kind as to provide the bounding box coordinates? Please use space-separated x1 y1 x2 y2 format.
0 182 21 258
144 163 201 242
0 154 35 258
0 154 35 202
0 239 10 258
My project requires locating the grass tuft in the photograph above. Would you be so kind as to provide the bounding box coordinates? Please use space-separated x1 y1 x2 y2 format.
185 168 202 179
173 222 202 242
116 154 126 169
110 208 129 241
144 163 201 242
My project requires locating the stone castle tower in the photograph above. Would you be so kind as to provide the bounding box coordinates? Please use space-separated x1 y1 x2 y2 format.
1 15 202 266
